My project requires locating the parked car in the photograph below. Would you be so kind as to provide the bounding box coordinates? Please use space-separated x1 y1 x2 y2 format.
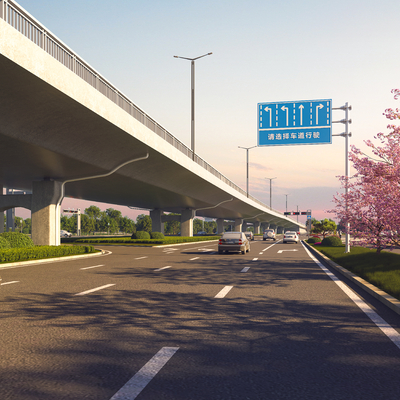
263 229 276 241
218 232 250 254
244 231 254 241
60 230 72 238
283 231 299 244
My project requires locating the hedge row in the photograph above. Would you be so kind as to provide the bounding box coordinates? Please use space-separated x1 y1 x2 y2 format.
70 236 219 245
0 245 96 263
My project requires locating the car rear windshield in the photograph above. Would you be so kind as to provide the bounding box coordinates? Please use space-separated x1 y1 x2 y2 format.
222 233 241 239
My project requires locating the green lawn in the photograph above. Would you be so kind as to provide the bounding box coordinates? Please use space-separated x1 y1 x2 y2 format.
313 245 400 300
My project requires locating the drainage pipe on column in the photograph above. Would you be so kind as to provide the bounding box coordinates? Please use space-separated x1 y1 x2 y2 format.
55 153 149 245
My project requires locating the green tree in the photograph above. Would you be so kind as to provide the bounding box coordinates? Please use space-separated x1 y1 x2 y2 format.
193 218 203 234
119 216 136 234
136 214 152 232
85 206 102 233
23 218 31 234
312 218 337 238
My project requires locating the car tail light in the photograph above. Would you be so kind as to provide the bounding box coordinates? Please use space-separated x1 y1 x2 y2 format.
238 240 243 245
219 239 222 244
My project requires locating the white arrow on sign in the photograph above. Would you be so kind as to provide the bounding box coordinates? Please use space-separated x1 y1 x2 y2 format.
277 249 298 254
281 106 289 126
298 104 304 125
264 106 272 126
316 103 324 125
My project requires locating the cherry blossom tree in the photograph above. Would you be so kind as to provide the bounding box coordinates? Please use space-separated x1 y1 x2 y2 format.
332 89 400 253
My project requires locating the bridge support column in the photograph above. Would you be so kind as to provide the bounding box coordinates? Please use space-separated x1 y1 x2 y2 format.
277 226 284 234
216 218 224 234
150 209 164 234
254 221 260 234
242 221 248 232
181 209 195 237
31 180 62 246
234 218 243 232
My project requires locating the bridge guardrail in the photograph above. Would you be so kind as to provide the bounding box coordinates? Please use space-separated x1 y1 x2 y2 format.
0 0 284 215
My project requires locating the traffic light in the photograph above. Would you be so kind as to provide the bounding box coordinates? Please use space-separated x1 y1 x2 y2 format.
284 212 292 215
293 212 300 215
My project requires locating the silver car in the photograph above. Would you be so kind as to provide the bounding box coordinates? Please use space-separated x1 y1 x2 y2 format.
263 229 276 241
218 232 250 254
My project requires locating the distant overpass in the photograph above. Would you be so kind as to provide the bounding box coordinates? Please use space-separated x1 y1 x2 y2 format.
0 0 305 245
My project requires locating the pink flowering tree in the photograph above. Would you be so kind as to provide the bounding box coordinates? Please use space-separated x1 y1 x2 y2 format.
332 89 400 253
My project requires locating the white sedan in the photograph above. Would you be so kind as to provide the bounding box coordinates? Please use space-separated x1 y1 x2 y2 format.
60 230 72 238
283 231 299 244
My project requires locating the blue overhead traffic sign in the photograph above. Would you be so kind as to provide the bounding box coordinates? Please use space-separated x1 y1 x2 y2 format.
258 99 332 146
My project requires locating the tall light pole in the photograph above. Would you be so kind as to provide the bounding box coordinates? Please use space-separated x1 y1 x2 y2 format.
265 177 277 209
238 145 257 197
174 52 212 161
284 194 289 212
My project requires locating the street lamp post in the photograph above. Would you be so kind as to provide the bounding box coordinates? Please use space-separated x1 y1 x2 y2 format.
238 145 257 197
284 194 289 212
265 177 277 209
174 52 212 161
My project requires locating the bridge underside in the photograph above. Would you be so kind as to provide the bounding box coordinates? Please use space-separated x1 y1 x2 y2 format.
0 17 303 243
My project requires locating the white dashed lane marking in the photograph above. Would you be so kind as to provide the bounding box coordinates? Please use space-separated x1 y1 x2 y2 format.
154 266 172 272
215 286 233 298
75 284 115 296
110 347 179 400
241 267 250 273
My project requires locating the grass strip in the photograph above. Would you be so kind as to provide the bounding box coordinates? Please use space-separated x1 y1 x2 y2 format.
313 245 400 301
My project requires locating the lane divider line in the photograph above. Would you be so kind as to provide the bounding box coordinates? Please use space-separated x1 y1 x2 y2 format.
252 258 258 261
215 286 233 298
0 281 19 286
75 284 115 296
262 240 281 252
110 347 179 400
134 257 148 260
190 257 200 261
80 265 104 270
301 241 400 350
241 267 250 273
154 266 172 272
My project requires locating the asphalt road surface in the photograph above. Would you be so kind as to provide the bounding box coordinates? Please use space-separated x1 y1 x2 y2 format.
1 237 400 400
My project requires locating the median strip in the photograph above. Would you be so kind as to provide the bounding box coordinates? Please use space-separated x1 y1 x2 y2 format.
75 284 115 296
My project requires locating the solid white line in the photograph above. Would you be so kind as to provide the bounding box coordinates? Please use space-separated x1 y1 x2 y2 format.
301 242 400 350
80 264 104 270
110 347 179 400
241 267 250 273
75 284 115 296
190 257 200 261
0 281 19 286
154 266 172 272
215 286 233 298
134 256 148 260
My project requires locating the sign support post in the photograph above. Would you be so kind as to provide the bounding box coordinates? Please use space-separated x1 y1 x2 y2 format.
332 103 352 253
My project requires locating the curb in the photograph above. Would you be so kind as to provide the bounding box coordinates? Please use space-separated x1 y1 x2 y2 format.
303 241 400 316
0 248 107 270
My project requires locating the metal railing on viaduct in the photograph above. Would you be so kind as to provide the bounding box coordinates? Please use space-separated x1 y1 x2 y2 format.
0 0 281 214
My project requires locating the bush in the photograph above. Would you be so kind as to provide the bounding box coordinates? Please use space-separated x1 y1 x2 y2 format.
0 232 34 248
0 236 11 249
307 237 321 244
0 245 96 263
321 236 343 247
151 232 165 239
131 231 151 240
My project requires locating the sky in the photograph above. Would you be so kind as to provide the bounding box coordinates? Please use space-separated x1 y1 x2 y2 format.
10 0 400 224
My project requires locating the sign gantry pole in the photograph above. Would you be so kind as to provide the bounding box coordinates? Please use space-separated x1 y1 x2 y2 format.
332 103 352 253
